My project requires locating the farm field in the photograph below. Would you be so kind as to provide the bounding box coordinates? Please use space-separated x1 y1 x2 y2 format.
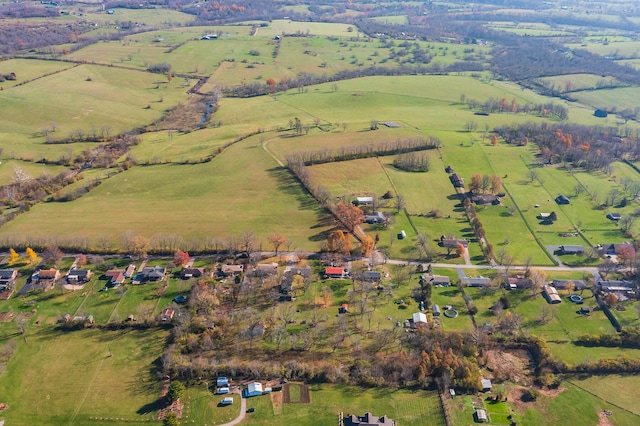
0 62 195 160
0 134 334 249
0 327 167 425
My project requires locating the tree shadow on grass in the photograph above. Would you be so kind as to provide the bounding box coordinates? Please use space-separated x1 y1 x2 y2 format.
137 399 165 415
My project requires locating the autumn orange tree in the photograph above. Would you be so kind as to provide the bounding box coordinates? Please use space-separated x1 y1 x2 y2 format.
174 250 190 267
76 253 87 268
360 235 375 257
335 203 364 232
327 230 351 255
469 174 482 194
268 233 287 255
490 174 503 194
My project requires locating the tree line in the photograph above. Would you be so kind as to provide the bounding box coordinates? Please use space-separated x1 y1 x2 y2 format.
493 122 640 171
286 136 440 166
463 95 568 120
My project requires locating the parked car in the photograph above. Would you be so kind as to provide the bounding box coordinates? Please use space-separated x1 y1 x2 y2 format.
246 408 255 413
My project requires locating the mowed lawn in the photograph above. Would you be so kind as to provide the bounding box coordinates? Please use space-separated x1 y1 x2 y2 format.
0 135 334 250
244 384 444 426
0 327 167 425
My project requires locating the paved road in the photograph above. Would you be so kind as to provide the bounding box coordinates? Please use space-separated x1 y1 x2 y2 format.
383 257 599 278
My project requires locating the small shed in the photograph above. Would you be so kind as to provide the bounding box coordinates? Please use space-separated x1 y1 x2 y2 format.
217 376 229 387
543 285 562 304
356 196 373 205
412 312 427 326
555 195 570 205
475 409 488 423
397 230 407 240
481 378 492 392
432 304 441 316
607 212 621 221
339 303 349 314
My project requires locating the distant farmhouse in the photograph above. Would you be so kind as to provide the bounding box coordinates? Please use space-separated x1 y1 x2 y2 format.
558 245 585 255
33 268 60 291
105 269 126 287
0 269 18 292
422 274 451 287
140 266 166 282
471 194 500 205
462 275 491 287
180 267 205 279
450 173 464 188
67 268 92 284
364 212 385 224
325 267 348 279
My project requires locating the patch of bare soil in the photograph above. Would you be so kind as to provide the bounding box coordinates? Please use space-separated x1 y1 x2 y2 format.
0 312 14 322
485 349 533 385
598 410 615 426
156 401 183 421
506 385 566 414
282 383 291 403
299 384 311 403
271 391 283 414
538 387 565 398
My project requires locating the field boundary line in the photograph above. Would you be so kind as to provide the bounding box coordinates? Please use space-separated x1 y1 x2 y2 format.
479 143 557 265
72 279 102 317
375 157 419 237
106 289 128 323
565 380 640 417
68 351 108 425
262 136 285 167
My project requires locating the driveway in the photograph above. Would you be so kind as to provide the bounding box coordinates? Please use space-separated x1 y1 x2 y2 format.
217 389 247 426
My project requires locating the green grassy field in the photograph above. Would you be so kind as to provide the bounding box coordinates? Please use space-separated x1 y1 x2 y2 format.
0 327 167 425
0 63 194 160
0 134 334 250
245 384 444 426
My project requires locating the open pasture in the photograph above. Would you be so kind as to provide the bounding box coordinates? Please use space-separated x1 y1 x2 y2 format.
0 327 167 425
536 73 624 92
83 7 195 26
568 375 640 416
0 160 68 186
66 37 274 75
131 129 230 163
568 40 640 59
0 58 74 89
570 86 640 112
0 134 334 250
0 64 194 160
253 20 358 37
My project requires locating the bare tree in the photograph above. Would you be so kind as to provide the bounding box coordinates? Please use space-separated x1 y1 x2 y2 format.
242 230 259 257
